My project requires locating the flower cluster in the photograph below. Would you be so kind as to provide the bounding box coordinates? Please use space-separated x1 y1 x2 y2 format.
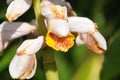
40 0 107 53
0 0 107 79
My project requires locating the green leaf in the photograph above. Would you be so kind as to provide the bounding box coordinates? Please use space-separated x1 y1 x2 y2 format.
72 54 104 80
70 45 87 66
31 50 46 80
101 31 120 80
55 51 73 80
0 39 20 72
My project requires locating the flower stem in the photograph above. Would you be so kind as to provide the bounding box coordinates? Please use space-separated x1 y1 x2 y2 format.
33 0 59 80
33 0 47 36
42 48 59 80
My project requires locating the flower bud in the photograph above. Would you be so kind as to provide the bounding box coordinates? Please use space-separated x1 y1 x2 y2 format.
9 54 37 79
92 31 107 50
81 31 107 54
0 22 36 40
0 22 36 52
17 36 44 55
6 0 32 22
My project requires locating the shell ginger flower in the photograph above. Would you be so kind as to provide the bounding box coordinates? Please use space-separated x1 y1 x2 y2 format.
3 0 107 79
9 36 44 79
41 2 75 52
68 17 107 54
41 1 107 53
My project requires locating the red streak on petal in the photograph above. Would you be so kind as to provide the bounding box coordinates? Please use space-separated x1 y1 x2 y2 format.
49 32 73 51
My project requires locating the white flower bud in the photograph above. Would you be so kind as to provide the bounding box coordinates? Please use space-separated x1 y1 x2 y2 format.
17 36 44 55
0 22 36 41
6 0 32 22
81 32 107 54
0 21 36 52
9 54 37 79
68 17 96 33
92 31 107 50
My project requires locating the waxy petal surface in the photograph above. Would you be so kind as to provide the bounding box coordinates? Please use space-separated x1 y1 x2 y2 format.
0 22 36 41
75 34 85 46
68 17 96 33
48 19 69 37
82 33 106 54
6 0 32 22
17 36 44 55
92 31 107 50
9 54 36 79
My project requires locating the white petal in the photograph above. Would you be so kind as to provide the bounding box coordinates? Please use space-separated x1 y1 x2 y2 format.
41 1 68 19
0 22 36 41
0 34 10 52
76 35 85 46
3 41 10 50
0 39 3 52
92 31 107 50
9 54 33 79
25 36 44 54
26 55 37 79
53 6 67 19
6 0 32 22
68 17 96 33
48 19 69 37
41 6 55 19
17 36 44 55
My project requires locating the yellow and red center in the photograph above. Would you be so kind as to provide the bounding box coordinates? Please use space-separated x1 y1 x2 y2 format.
46 31 75 52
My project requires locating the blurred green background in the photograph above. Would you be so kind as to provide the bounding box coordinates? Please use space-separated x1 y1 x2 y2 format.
0 0 120 80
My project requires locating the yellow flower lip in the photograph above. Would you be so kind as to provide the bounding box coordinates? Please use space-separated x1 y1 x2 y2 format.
46 30 75 52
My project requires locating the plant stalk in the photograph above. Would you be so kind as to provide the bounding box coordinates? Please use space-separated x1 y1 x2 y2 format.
33 0 59 80
33 0 47 36
42 48 59 80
